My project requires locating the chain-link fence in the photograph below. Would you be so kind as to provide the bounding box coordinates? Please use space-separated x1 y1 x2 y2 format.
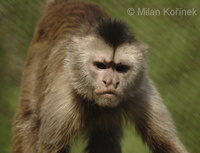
0 0 199 153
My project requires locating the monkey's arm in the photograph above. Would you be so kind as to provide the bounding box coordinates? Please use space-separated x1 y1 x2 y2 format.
126 79 188 153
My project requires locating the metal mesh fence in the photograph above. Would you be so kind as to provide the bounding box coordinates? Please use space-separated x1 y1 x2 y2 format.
0 0 199 153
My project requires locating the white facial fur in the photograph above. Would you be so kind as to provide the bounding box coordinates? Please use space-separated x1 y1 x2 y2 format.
66 35 147 107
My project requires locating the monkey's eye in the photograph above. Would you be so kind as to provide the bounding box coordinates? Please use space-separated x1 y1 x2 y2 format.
94 62 107 69
116 65 130 73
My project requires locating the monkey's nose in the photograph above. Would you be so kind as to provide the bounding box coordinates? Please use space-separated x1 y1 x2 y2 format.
116 81 120 87
103 80 120 88
103 80 110 87
103 80 108 86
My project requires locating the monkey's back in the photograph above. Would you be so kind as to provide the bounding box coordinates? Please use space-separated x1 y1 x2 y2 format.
34 1 109 43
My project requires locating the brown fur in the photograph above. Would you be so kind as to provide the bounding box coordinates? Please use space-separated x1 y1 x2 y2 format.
13 0 188 153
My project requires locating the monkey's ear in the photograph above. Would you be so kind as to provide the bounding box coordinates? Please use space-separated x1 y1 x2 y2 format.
136 42 149 54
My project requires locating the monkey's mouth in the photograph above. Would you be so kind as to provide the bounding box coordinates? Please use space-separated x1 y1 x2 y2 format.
96 91 117 99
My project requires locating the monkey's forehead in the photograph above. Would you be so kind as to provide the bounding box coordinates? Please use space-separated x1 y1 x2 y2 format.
70 19 136 49
70 35 144 64
96 20 136 49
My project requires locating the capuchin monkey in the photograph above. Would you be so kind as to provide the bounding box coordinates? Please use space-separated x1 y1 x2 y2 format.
12 0 188 153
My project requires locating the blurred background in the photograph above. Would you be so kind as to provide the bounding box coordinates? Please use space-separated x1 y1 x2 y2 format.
0 0 199 153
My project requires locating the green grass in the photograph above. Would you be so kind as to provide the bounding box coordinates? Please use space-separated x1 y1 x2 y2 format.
0 81 19 153
0 0 200 153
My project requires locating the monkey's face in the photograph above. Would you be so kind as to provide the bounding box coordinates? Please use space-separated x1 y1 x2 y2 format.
67 35 147 108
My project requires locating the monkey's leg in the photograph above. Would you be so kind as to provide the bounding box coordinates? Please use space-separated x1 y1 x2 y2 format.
85 126 123 153
13 111 40 153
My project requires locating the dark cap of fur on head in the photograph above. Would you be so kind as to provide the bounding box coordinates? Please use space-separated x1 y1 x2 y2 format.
97 20 136 49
